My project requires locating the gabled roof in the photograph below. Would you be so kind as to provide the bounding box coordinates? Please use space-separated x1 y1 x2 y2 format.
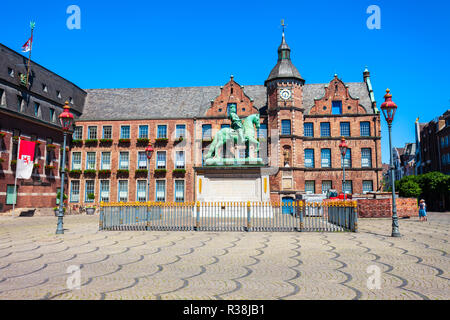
80 81 374 121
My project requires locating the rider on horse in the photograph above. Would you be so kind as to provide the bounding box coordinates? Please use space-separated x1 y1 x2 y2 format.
228 103 244 145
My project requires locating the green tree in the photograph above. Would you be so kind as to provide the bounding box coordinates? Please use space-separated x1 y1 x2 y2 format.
397 179 422 199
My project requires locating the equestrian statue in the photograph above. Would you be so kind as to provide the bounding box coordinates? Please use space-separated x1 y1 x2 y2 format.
204 103 263 166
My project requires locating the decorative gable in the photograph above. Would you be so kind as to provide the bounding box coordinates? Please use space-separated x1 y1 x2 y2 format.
205 76 259 117
309 75 367 115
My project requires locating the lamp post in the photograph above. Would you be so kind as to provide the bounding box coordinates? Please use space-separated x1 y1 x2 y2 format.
145 142 154 201
56 101 74 235
145 142 154 230
339 137 348 200
381 89 401 237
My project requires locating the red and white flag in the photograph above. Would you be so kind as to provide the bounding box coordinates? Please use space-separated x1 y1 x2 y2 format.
16 140 36 179
22 36 33 52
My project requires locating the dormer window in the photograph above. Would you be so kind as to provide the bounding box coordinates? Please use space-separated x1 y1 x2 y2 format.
56 91 61 99
69 97 73 104
8 68 14 77
42 84 48 92
34 102 41 118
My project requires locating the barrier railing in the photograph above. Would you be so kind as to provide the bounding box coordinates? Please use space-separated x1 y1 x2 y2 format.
99 201 358 232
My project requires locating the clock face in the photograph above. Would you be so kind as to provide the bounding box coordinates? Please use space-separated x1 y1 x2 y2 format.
280 88 291 100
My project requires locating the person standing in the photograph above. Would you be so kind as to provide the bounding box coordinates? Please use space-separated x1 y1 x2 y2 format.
419 199 427 222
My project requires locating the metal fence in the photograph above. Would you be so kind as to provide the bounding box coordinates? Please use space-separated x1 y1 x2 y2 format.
99 201 358 232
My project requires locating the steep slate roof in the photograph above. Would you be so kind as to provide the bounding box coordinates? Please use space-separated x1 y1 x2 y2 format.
80 82 373 121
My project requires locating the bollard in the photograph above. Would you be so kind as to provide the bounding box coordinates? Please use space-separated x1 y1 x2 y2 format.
247 201 251 232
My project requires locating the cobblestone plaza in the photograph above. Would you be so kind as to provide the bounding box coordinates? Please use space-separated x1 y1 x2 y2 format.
0 213 448 300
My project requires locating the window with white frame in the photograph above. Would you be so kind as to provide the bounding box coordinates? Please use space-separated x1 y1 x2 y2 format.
281 120 291 135
322 181 332 194
157 125 167 138
86 152 96 170
305 181 315 194
176 124 186 139
73 126 83 140
118 180 128 202
100 180 110 202
341 149 352 168
202 124 212 140
138 152 147 169
156 180 165 201
102 126 112 139
360 122 371 136
340 122 350 137
136 180 147 202
321 149 331 168
362 180 373 194
156 151 166 168
361 148 372 168
70 180 80 203
101 152 111 170
119 152 129 169
175 151 185 168
257 123 267 139
85 180 95 203
304 149 314 168
88 126 97 139
304 123 314 137
120 125 130 139
175 180 185 202
139 125 148 139
72 152 81 170
320 122 331 137
343 180 353 194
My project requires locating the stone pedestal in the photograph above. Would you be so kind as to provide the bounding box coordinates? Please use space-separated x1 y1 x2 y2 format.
194 166 272 217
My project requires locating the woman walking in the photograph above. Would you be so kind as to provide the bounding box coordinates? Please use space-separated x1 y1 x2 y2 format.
419 199 427 222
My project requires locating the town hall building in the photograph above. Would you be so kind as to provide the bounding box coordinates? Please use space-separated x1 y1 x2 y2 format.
67 30 382 207
0 29 382 212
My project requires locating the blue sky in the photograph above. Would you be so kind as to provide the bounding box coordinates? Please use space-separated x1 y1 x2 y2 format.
1 0 449 163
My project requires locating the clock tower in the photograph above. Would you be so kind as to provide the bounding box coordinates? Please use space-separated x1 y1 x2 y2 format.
264 22 305 199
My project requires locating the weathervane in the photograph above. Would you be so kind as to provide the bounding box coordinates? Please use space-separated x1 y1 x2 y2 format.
281 19 286 34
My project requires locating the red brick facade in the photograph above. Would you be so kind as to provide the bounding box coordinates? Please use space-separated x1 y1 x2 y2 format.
357 198 419 218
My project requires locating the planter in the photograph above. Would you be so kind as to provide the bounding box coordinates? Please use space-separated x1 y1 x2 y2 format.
155 138 168 144
118 138 130 144
71 139 83 146
83 169 97 176
84 139 98 146
98 169 111 176
86 208 95 215
46 144 57 150
154 169 167 176
136 138 149 145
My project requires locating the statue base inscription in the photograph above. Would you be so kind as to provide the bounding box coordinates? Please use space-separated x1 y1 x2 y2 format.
204 157 264 166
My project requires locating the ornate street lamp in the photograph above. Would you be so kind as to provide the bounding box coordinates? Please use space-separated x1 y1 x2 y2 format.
381 89 401 237
56 101 74 234
339 137 348 200
145 142 154 201
145 142 154 230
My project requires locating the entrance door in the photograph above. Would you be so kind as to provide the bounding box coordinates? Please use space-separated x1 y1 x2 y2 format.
282 197 294 214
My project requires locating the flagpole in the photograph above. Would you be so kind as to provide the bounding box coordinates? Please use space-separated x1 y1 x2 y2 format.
25 21 35 88
12 138 21 213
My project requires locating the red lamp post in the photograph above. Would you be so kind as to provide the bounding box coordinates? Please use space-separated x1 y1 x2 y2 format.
56 101 74 234
145 142 154 230
381 89 401 237
339 137 348 200
145 142 154 202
